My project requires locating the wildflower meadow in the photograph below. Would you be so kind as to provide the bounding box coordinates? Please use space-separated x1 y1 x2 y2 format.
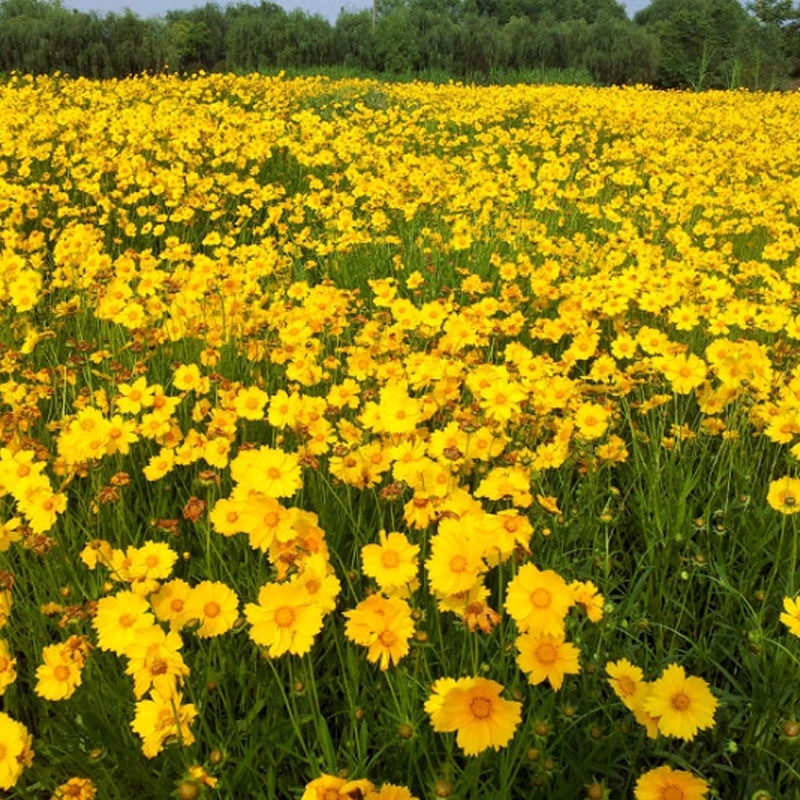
1 71 800 800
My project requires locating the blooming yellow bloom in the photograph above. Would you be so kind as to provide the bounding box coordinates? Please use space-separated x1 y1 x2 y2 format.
515 631 580 690
505 563 573 635
245 581 324 657
644 664 718 741
344 594 415 670
425 676 522 756
634 764 709 800
0 712 33 790
183 580 239 638
781 595 800 637
767 476 800 514
361 531 420 596
606 658 647 711
131 690 198 759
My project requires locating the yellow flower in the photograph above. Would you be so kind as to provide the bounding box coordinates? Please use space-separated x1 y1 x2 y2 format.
767 476 800 514
92 590 155 656
425 676 522 756
300 774 375 800
344 594 415 670
644 663 718 741
34 642 84 701
780 595 800 637
361 531 420 596
0 639 17 695
131 690 197 759
0 712 33 790
425 518 487 597
505 563 573 635
606 658 646 711
634 765 709 800
51 776 97 800
183 580 239 638
515 631 580 690
244 581 324 657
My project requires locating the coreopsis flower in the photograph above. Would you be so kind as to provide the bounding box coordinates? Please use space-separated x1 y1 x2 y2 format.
515 631 580 690
245 581 325 657
767 476 800 514
183 580 239 638
659 353 707 395
115 377 155 415
301 774 375 800
51 776 97 800
92 590 155 655
574 402 610 440
0 589 11 628
606 658 647 711
0 639 16 694
344 594 415 670
505 563 573 635
124 625 189 699
474 465 532 507
131 690 198 759
34 642 85 701
780 595 800 637
361 531 419 596
425 517 487 597
425 676 522 756
150 578 192 631
142 448 175 481
0 518 21 552
289 553 340 614
571 580 604 622
230 446 302 498
17 486 67 534
644 664 718 741
0 712 33 790
633 765 709 800
126 541 178 595
173 364 208 394
233 385 269 420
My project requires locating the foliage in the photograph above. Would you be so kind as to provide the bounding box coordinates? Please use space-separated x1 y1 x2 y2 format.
5 0 798 87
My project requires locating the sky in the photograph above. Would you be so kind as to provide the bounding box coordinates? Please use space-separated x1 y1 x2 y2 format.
59 0 651 24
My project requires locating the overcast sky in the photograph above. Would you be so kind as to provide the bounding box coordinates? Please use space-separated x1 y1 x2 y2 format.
59 0 651 24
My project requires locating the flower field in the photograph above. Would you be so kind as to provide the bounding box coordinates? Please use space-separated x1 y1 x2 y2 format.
1 71 800 799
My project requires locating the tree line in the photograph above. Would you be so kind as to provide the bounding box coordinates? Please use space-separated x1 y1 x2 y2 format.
0 0 798 88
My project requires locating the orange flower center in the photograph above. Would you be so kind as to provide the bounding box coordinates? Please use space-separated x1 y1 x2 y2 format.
379 630 398 647
54 664 71 682
204 602 221 618
661 786 684 800
119 613 136 629
535 642 558 665
0 743 6 760
170 598 184 613
150 657 168 676
322 790 339 800
267 467 282 480
275 606 296 628
381 550 400 568
450 555 468 573
531 588 552 608
671 691 691 711
470 696 492 719
617 676 636 697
